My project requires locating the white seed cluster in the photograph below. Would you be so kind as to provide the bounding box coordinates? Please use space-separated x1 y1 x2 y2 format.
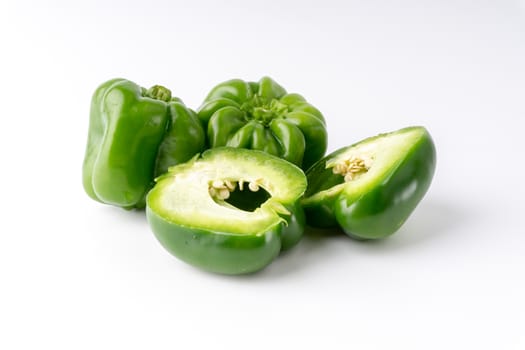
209 178 264 200
332 155 373 182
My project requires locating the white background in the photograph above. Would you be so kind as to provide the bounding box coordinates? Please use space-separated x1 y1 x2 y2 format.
1 0 524 349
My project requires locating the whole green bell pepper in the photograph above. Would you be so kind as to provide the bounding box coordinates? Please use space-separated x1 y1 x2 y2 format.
82 78 205 209
197 76 327 170
302 126 436 239
146 147 307 275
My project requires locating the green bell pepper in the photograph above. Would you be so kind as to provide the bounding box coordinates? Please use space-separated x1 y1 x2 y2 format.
197 76 327 170
146 147 307 275
302 126 436 239
82 78 205 209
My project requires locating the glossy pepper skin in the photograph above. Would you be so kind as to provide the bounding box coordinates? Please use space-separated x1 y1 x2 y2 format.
197 76 327 170
82 78 205 209
146 147 307 275
302 126 436 240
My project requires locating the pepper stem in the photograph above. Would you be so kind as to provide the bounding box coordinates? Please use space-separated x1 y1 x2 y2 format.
240 95 289 126
146 85 172 102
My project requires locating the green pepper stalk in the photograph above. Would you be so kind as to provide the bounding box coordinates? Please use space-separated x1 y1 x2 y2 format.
146 148 307 275
197 77 327 170
82 78 205 209
302 126 436 239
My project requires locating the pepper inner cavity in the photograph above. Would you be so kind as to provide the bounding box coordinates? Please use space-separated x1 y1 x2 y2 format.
331 154 373 182
209 178 271 212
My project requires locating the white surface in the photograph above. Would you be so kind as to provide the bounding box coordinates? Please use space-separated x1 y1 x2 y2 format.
1 1 524 349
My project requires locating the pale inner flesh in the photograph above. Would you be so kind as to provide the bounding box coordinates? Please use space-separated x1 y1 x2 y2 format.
303 128 424 204
150 154 302 235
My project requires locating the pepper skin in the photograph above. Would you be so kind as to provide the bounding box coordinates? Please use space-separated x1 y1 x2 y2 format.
82 78 205 209
302 126 436 240
146 148 307 274
197 77 327 170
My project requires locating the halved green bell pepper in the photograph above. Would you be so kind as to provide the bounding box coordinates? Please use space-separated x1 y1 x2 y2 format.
146 147 307 275
197 76 327 170
82 78 205 209
302 126 436 239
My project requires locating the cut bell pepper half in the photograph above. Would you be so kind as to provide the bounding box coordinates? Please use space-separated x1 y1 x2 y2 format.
302 126 436 240
146 147 307 275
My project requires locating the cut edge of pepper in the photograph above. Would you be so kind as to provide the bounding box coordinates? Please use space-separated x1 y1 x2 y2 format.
302 126 428 206
147 148 305 235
